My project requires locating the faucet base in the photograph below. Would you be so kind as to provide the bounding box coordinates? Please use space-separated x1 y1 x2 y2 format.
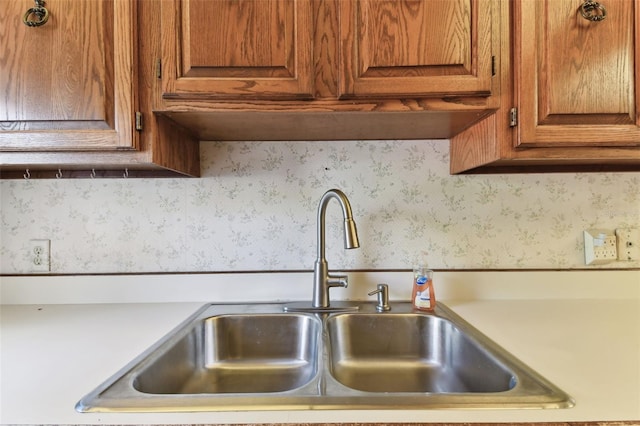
283 301 359 313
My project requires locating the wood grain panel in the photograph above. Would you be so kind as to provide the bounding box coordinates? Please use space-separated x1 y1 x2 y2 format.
162 0 314 99
186 0 288 70
0 0 108 122
450 0 640 174
517 0 640 147
0 0 137 151
1 0 200 176
339 0 494 98
363 0 469 70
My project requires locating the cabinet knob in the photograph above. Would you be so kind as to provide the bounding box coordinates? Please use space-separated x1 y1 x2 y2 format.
23 0 49 27
580 1 606 22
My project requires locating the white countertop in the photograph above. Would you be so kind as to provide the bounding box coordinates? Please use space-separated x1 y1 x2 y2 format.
1 271 639 424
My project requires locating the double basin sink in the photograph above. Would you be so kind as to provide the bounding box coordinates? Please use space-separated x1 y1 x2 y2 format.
76 302 573 412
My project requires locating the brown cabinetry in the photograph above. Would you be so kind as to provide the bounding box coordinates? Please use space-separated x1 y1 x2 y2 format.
0 0 199 178
451 0 640 173
157 0 499 141
517 0 640 148
161 0 314 100
339 0 493 99
0 0 136 151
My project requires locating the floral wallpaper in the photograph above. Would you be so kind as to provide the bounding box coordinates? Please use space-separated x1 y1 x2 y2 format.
1 140 639 274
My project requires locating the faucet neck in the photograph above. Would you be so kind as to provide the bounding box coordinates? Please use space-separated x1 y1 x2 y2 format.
316 189 358 262
312 189 360 308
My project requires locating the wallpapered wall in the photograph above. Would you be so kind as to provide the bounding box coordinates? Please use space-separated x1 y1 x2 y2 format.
1 140 639 274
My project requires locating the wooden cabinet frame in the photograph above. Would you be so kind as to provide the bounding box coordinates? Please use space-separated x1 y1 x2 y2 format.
0 0 200 178
338 0 495 99
516 0 640 148
450 0 640 174
160 0 315 99
155 0 500 142
0 0 138 151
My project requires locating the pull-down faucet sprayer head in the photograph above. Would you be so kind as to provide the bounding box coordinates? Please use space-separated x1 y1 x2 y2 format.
344 218 360 249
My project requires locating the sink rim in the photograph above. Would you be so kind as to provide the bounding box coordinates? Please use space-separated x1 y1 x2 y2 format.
75 302 574 412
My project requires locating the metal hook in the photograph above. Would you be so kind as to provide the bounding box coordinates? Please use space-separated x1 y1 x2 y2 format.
23 169 31 180
123 168 129 179
90 169 96 179
55 169 63 179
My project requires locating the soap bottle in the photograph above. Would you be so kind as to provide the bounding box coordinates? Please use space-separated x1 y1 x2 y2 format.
412 265 435 311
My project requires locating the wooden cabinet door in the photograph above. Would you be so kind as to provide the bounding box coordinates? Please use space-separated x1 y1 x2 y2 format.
161 0 314 100
0 0 137 151
339 0 494 98
516 0 640 147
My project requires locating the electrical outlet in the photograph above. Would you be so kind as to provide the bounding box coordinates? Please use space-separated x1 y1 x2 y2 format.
616 228 640 261
584 229 617 265
29 239 50 272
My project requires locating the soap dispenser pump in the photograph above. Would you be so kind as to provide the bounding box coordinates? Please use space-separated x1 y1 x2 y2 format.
368 283 391 312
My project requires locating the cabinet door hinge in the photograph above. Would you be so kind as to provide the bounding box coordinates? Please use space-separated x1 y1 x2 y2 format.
491 56 496 76
156 58 162 79
509 108 518 127
135 112 143 131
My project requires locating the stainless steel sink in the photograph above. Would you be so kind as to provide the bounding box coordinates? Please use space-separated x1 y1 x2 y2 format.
133 314 320 394
76 302 573 412
326 313 515 393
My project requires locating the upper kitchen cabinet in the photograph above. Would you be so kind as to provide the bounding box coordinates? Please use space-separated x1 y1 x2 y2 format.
0 0 200 178
450 0 640 173
161 0 314 100
156 0 500 141
517 0 640 148
338 0 493 99
0 0 136 151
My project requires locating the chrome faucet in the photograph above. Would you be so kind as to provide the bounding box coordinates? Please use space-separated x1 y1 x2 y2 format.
312 189 360 308
284 189 360 313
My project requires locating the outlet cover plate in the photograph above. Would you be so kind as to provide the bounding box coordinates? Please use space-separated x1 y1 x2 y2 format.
29 239 51 272
584 229 617 265
616 228 640 261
